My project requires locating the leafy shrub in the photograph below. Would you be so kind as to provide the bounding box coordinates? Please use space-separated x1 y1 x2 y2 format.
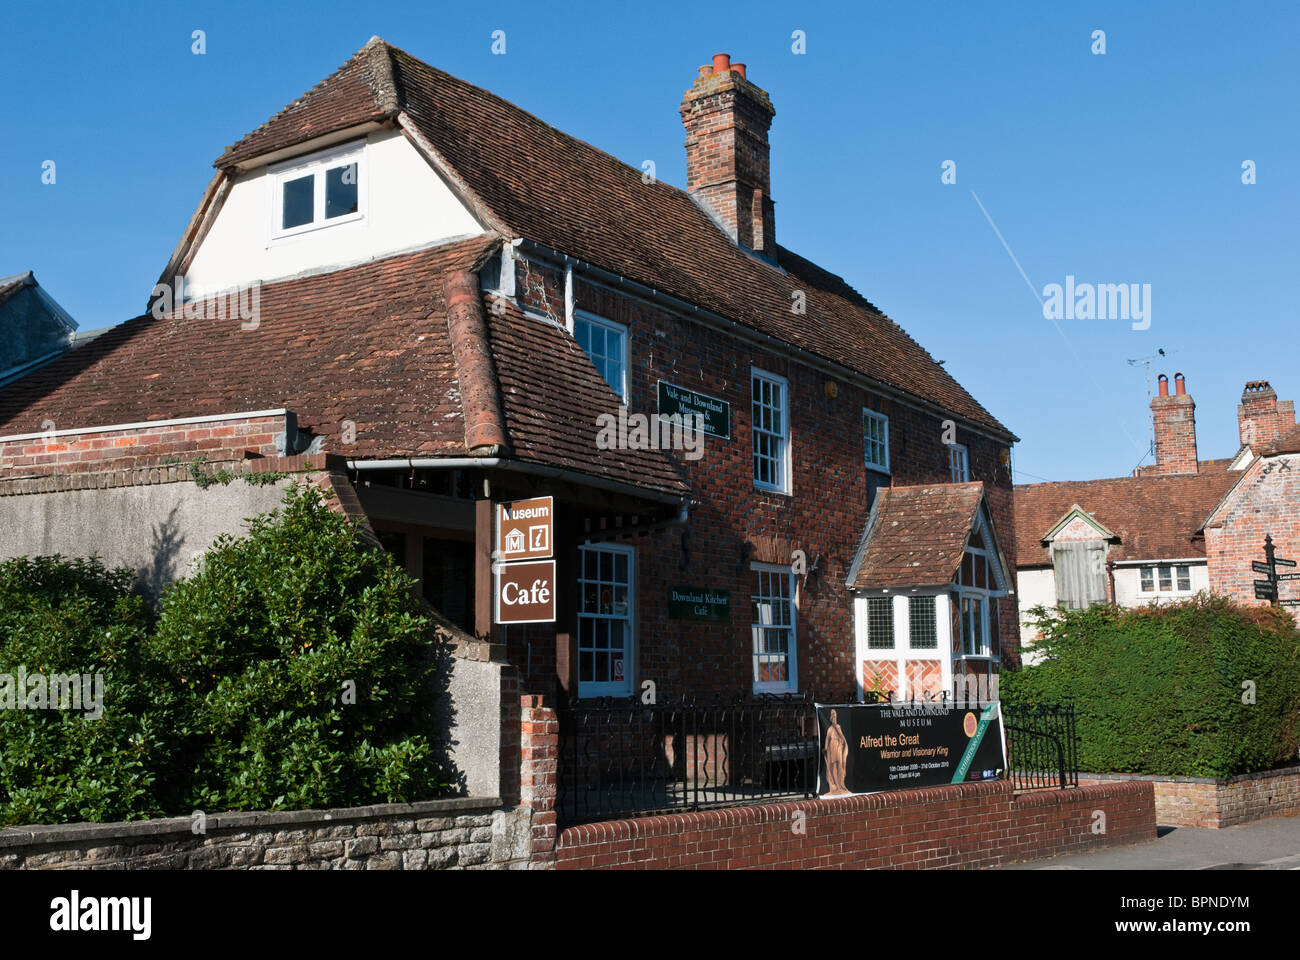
1003 596 1300 778
0 556 173 825
0 483 448 825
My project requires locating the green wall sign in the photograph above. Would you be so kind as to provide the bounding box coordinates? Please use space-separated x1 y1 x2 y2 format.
668 587 731 622
657 380 730 439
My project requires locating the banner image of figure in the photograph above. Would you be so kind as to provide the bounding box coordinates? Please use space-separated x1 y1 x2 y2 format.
822 708 851 797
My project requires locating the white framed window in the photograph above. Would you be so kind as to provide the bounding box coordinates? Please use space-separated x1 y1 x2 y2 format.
574 311 628 402
909 596 938 649
268 141 366 240
1140 563 1192 594
863 409 889 473
958 594 991 657
949 442 969 482
751 563 797 693
954 540 996 658
866 596 894 649
577 542 634 698
752 369 790 493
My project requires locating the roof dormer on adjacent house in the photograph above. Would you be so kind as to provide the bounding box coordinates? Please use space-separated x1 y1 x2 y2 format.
0 272 78 386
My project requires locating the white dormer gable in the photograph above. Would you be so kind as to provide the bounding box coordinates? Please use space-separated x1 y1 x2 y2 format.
182 128 485 297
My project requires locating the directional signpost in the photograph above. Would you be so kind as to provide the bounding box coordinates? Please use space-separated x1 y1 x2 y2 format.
1252 534 1297 607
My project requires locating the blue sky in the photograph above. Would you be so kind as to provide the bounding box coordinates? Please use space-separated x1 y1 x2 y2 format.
2 1 1296 482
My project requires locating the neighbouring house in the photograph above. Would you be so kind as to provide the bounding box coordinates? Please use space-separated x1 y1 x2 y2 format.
0 272 79 386
0 39 1019 794
1015 373 1300 652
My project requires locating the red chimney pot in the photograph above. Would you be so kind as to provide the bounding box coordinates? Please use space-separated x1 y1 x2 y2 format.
732 62 747 78
712 53 731 74
1175 372 1186 395
1157 374 1169 397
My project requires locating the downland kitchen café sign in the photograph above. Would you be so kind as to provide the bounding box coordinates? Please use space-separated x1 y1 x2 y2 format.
668 587 731 622
816 701 1007 796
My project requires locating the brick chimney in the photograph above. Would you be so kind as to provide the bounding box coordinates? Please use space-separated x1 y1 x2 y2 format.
1150 372 1199 475
680 53 776 255
1238 380 1296 448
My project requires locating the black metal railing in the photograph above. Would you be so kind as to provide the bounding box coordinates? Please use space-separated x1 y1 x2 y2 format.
556 694 821 825
1003 705 1079 791
556 693 1079 824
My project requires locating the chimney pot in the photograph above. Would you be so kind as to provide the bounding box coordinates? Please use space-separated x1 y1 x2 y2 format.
1150 372 1198 474
697 64 712 79
1238 378 1289 448
681 53 777 255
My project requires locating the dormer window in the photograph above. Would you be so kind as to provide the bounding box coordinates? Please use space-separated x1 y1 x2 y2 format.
269 142 366 239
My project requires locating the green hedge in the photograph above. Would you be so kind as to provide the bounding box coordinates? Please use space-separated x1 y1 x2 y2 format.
0 483 448 826
1003 597 1300 778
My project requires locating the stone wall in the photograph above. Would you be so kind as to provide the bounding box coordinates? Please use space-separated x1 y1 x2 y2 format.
1081 763 1300 828
0 798 545 870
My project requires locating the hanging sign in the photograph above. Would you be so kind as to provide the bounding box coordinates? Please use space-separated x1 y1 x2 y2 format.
498 496 553 561
496 560 556 624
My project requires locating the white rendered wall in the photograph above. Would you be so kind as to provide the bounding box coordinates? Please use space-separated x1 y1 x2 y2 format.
1112 562 1209 607
184 129 484 295
1015 567 1057 664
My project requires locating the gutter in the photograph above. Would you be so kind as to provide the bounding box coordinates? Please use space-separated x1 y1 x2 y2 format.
514 238 1019 447
345 456 689 516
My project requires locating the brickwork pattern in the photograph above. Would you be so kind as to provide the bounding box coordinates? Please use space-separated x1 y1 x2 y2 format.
520 696 558 867
1204 453 1300 622
0 414 287 476
555 779 1153 869
1081 764 1300 828
508 263 1019 701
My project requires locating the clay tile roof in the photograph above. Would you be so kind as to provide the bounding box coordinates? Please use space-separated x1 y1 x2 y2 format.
848 482 987 589
489 302 687 494
0 236 492 454
215 36 399 168
204 38 1014 441
1261 423 1300 456
0 236 688 496
1013 471 1243 567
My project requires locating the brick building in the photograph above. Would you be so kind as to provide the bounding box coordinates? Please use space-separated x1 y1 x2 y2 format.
0 38 1018 713
1015 374 1300 647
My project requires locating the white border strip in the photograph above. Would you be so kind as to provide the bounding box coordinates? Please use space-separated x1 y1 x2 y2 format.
0 409 287 444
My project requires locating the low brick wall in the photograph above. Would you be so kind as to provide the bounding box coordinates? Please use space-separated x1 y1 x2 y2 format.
0 798 544 870
556 779 1154 869
1081 763 1300 828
